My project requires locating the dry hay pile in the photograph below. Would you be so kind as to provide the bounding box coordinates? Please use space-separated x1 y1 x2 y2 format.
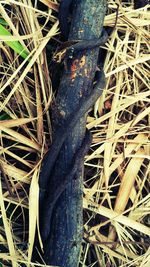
0 1 149 266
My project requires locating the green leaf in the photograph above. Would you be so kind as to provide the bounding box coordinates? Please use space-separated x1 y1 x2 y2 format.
0 113 11 120
0 18 8 26
0 24 29 59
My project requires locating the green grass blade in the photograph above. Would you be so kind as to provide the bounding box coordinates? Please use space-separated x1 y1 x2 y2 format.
0 18 8 25
0 24 29 59
0 113 11 120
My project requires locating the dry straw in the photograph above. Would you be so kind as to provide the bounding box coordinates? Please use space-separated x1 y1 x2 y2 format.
0 0 149 266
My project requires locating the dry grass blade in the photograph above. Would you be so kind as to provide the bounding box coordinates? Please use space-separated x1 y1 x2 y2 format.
83 198 150 237
39 0 59 11
28 168 39 264
83 1 150 266
0 179 17 267
0 125 41 150
0 117 37 128
0 0 58 265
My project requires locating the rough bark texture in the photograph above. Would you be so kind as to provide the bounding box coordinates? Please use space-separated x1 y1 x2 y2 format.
35 0 107 266
134 0 149 8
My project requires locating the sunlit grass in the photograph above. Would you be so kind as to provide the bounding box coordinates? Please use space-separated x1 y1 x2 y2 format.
0 24 29 59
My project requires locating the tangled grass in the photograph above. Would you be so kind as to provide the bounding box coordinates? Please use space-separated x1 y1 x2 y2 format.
0 0 149 266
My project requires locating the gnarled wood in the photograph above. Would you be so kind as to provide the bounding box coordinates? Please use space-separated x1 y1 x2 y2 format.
33 1 107 266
